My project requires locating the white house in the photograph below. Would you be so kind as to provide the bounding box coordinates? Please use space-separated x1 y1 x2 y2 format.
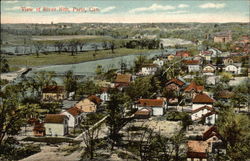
44 114 68 136
183 60 201 73
192 93 214 111
203 64 216 75
153 58 164 67
141 64 158 75
99 88 110 102
224 63 242 74
61 107 85 128
191 106 217 125
135 99 167 116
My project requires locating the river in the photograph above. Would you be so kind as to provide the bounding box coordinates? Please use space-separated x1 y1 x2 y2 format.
29 48 181 76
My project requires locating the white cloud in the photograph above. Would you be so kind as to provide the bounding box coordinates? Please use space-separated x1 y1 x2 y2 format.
178 4 189 8
199 3 225 9
129 3 175 13
3 0 19 4
5 6 21 11
101 6 116 13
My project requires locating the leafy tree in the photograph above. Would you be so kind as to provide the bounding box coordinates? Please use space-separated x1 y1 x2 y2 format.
106 90 126 150
76 80 101 97
0 56 10 73
133 55 150 73
28 71 57 98
126 76 154 101
95 65 104 77
63 70 77 97
217 108 250 160
220 72 233 84
0 85 40 145
231 80 249 111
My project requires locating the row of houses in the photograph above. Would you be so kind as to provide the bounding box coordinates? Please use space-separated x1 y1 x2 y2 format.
32 94 104 136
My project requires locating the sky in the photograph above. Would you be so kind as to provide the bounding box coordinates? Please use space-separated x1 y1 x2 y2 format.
1 0 249 23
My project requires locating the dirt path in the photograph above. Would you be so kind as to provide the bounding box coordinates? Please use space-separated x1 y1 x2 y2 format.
19 145 82 161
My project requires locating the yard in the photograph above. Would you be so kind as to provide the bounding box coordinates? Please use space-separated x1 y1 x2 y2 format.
6 48 155 69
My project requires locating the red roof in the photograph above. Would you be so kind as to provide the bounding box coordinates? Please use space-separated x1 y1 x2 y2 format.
88 95 103 104
166 78 185 87
135 108 152 116
142 64 158 68
183 60 200 65
184 81 204 92
192 105 214 113
187 141 208 158
66 107 83 116
201 51 213 55
44 114 67 124
114 74 132 83
192 93 214 104
203 126 222 141
42 86 64 93
176 51 190 57
138 99 164 107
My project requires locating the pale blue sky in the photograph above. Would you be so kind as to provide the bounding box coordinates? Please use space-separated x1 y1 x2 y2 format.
1 0 249 23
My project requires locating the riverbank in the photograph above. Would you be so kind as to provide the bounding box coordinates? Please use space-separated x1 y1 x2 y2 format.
6 48 157 71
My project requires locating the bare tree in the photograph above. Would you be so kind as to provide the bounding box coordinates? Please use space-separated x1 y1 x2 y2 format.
33 41 45 57
81 119 101 159
54 41 64 54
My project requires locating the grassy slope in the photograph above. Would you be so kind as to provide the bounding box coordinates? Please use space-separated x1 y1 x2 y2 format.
6 48 156 68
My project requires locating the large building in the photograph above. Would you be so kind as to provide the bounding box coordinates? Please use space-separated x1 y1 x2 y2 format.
213 32 232 43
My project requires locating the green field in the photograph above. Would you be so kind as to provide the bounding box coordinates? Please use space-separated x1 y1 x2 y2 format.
6 48 156 69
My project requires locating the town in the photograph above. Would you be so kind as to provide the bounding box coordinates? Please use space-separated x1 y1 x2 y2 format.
1 25 249 160
0 1 250 160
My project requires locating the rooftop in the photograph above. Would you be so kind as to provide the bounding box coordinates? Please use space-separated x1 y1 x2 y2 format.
88 95 103 104
166 78 185 87
114 74 132 83
192 93 214 104
137 99 164 107
42 86 64 93
184 81 204 92
44 114 67 124
66 106 83 116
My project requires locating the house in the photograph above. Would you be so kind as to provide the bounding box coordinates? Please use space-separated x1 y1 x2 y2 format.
184 81 204 99
191 106 217 125
187 140 209 161
44 114 68 136
224 63 242 74
213 32 232 43
200 51 213 61
99 87 110 102
183 60 201 73
175 51 190 57
223 57 234 66
134 107 152 119
135 99 167 116
192 93 214 110
207 48 222 58
141 64 158 75
42 86 66 102
61 107 85 128
165 78 185 92
203 64 216 75
153 58 164 67
75 95 102 113
33 122 45 137
114 74 132 89
167 53 175 61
